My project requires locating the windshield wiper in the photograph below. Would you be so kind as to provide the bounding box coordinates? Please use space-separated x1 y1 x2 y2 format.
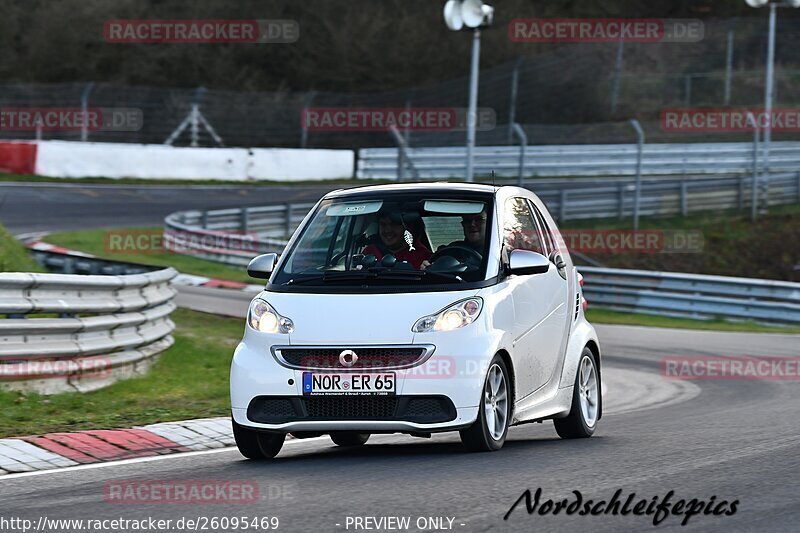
354 269 465 283
283 268 464 285
283 271 372 285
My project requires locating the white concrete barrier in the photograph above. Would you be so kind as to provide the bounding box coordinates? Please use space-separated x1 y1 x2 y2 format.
248 147 353 181
32 140 354 181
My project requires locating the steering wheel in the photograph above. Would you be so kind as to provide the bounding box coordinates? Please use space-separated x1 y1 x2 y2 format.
429 244 483 265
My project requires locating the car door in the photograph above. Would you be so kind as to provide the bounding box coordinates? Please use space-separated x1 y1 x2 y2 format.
502 197 570 398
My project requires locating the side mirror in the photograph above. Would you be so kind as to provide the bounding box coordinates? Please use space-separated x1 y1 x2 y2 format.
508 249 550 276
247 253 278 279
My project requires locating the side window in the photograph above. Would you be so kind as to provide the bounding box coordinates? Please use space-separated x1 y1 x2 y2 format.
528 201 556 256
503 197 545 255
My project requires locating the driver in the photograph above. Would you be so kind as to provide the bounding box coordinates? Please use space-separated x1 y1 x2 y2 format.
361 212 431 269
420 211 487 270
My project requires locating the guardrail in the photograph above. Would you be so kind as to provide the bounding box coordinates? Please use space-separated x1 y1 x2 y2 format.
163 203 315 266
0 267 178 394
580 267 800 324
357 141 800 179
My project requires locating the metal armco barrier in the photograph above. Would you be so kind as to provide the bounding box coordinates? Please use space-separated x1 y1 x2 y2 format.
580 267 800 324
164 203 315 266
0 267 178 394
357 141 800 179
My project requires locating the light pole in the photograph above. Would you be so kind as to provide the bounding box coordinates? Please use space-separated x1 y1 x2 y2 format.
745 0 800 211
444 0 494 182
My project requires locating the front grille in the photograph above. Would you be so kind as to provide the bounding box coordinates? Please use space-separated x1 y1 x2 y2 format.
275 346 429 370
247 395 456 424
305 396 396 419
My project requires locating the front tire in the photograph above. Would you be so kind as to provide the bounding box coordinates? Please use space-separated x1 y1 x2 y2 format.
330 432 370 446
554 348 599 439
233 420 286 459
460 356 511 452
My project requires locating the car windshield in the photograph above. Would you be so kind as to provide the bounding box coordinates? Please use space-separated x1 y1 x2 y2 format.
271 193 494 288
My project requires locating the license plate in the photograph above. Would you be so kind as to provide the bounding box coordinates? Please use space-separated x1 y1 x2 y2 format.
302 372 396 395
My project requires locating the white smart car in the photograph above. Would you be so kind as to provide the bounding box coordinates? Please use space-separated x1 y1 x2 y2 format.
231 183 601 458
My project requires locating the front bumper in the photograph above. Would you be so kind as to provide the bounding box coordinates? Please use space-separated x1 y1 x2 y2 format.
230 329 501 432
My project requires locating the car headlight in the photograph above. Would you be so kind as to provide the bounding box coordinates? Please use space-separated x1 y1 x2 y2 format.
248 299 294 334
412 297 483 333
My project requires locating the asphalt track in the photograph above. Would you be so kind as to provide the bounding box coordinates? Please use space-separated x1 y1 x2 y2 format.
0 177 712 233
2 285 799 532
0 182 334 233
2 183 799 531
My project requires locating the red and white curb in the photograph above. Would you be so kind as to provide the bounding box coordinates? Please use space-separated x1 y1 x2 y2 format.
22 238 263 293
0 417 236 475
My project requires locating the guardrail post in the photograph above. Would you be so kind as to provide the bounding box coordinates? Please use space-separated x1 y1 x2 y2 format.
796 171 800 202
389 125 419 182
397 149 405 182
749 112 760 221
559 189 568 222
241 208 249 233
629 119 645 230
507 57 522 143
680 182 688 216
510 122 527 186
285 204 294 237
618 183 625 218
738 176 745 211
201 210 208 229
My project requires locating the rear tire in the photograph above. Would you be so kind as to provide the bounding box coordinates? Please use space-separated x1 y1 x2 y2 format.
330 432 370 446
460 355 511 452
233 420 286 459
554 348 599 439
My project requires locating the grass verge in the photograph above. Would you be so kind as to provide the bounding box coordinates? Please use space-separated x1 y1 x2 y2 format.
564 203 800 282
586 308 800 334
1 223 44 273
45 226 253 283
0 308 241 438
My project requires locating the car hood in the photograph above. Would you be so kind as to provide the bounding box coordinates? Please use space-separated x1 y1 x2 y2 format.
260 289 480 345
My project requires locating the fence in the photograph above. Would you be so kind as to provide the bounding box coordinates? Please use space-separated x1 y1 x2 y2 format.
0 266 178 394
3 18 800 150
580 267 800 324
357 141 800 180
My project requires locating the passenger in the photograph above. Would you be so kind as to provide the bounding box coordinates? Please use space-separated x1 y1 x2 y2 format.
361 213 431 269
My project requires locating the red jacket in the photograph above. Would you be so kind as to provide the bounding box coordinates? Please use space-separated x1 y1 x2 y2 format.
362 242 432 269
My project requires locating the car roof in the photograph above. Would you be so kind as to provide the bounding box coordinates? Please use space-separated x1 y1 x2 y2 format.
325 182 502 200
